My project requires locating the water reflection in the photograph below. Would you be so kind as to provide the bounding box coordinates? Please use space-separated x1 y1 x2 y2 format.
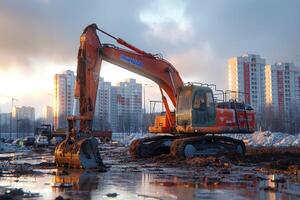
1 168 300 200
258 174 300 200
52 169 98 199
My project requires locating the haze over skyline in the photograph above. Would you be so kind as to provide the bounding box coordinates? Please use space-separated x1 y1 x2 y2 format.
0 0 299 117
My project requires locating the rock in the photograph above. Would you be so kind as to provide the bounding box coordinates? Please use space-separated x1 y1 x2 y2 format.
56 169 69 176
0 188 24 199
5 188 24 196
98 167 108 173
106 193 118 198
55 195 71 200
261 186 277 192
203 177 221 185
242 174 255 181
288 165 300 175
219 169 230 174
14 164 33 174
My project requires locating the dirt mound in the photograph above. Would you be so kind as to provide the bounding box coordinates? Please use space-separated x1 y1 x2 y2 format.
186 156 231 168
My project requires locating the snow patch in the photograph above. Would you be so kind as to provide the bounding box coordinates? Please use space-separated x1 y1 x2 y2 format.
227 131 300 147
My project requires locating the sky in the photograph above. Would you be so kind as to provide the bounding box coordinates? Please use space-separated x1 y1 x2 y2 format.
0 0 299 117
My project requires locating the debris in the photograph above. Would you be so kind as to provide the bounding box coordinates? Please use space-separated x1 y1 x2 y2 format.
5 188 24 196
55 195 71 200
106 193 118 198
14 163 33 174
0 141 30 153
51 183 73 188
186 156 231 168
219 169 230 174
242 174 255 181
0 188 40 200
203 177 221 185
260 186 277 192
57 169 69 176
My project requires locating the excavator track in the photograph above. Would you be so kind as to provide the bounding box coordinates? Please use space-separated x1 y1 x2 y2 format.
129 135 178 159
171 136 246 159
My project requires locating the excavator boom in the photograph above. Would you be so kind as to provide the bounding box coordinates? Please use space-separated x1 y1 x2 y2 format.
55 24 185 168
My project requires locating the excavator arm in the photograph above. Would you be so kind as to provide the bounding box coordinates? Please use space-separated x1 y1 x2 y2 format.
55 23 184 169
75 24 102 131
75 24 183 131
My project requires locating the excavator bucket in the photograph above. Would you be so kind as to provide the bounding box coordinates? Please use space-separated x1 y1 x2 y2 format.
55 136 103 169
53 24 105 170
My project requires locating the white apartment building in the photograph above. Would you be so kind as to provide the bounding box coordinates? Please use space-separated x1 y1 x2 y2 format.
0 113 11 133
11 106 35 135
228 54 266 112
116 79 142 132
52 71 143 132
265 62 300 113
42 105 54 125
53 70 75 130
93 78 112 131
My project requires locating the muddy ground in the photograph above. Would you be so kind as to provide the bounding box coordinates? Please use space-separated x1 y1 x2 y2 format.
103 145 300 176
1 145 300 199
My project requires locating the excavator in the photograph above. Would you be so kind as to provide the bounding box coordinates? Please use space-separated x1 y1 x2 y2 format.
55 24 256 169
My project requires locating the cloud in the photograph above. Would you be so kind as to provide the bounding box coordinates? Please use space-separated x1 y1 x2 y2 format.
0 0 300 116
139 0 193 45
168 42 226 88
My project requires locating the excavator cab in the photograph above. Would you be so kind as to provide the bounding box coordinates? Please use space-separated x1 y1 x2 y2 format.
176 85 216 132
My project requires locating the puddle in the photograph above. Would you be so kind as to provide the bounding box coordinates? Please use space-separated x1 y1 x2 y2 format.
0 168 299 200
1 148 300 200
0 152 29 159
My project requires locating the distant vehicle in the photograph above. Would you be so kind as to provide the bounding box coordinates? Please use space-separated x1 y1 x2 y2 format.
36 124 52 140
92 131 112 143
50 137 63 145
23 136 36 146
12 138 23 146
36 135 49 147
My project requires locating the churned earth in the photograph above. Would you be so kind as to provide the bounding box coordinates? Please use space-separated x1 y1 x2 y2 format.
0 144 300 200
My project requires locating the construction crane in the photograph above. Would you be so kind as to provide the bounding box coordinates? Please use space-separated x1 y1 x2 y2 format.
55 24 255 169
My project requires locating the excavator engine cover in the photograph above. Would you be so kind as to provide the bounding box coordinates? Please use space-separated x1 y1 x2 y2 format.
55 136 103 169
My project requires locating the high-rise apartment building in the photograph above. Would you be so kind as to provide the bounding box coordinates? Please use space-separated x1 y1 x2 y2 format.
265 62 300 113
52 71 142 132
116 79 142 132
0 113 11 133
228 54 266 112
53 70 75 130
93 78 112 131
42 105 54 125
12 106 35 135
110 86 118 132
92 78 142 132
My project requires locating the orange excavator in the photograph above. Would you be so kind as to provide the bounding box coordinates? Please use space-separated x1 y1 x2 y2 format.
55 24 255 169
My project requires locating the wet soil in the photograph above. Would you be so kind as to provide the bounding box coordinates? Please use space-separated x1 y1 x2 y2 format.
1 145 300 199
103 145 300 176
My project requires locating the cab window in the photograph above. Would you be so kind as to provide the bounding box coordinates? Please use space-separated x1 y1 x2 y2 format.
206 92 214 108
193 91 205 110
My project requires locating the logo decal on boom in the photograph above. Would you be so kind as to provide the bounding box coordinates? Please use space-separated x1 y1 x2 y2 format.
120 54 143 68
